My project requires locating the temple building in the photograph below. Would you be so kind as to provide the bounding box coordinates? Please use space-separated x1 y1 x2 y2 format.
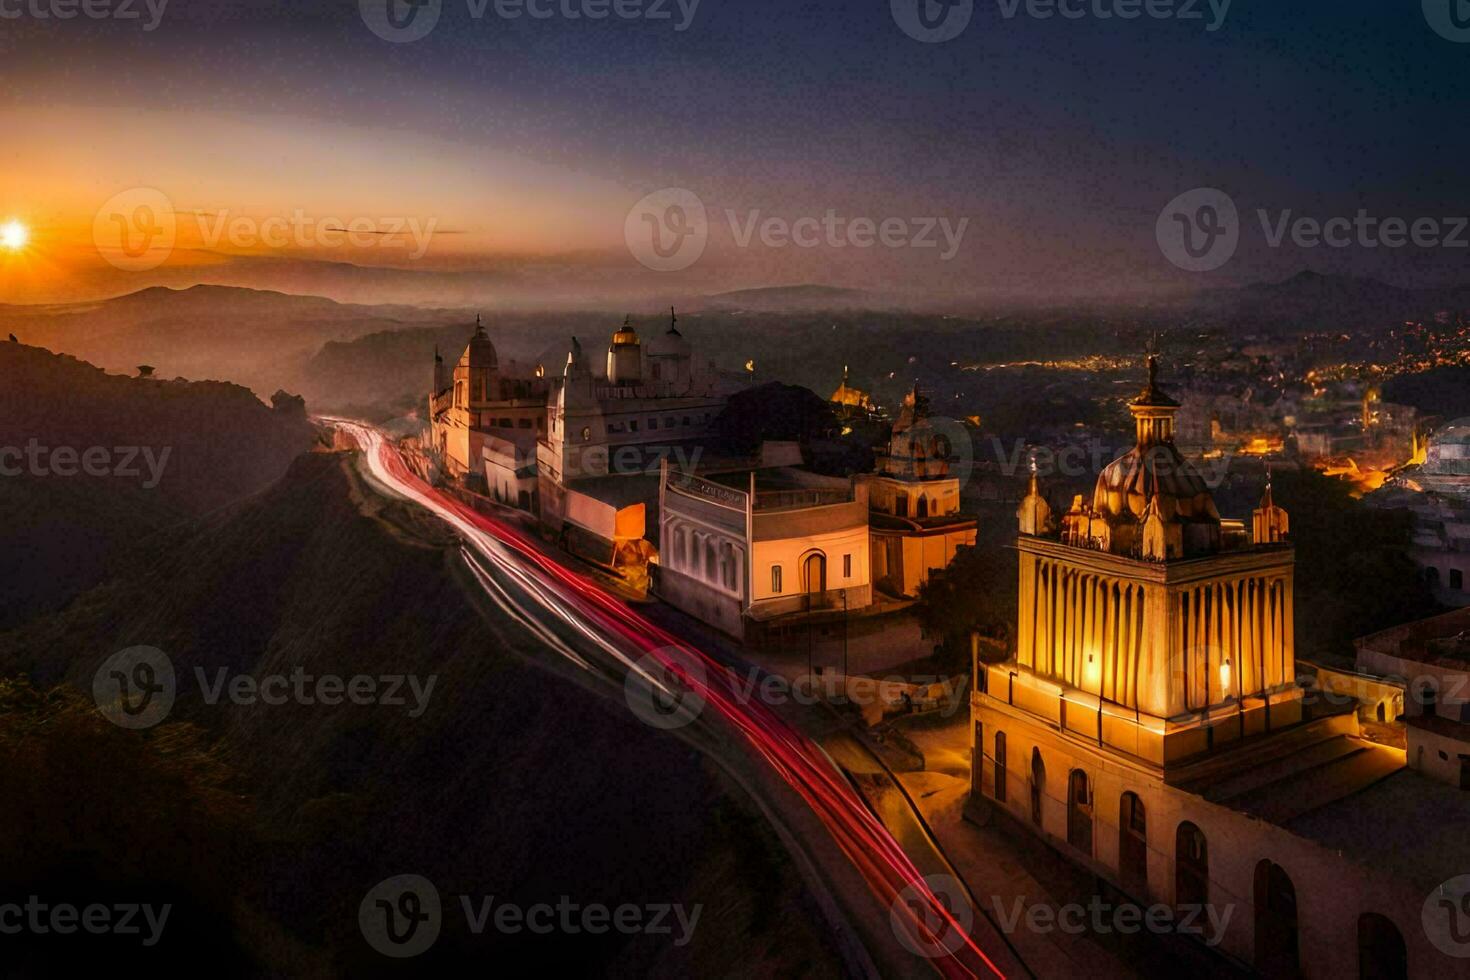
428 313 740 578
428 316 550 484
970 358 1463 977
829 364 878 421
860 385 977 597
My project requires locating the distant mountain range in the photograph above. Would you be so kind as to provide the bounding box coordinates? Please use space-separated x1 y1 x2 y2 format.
704 284 876 311
0 285 464 401
1193 270 1470 324
0 341 318 629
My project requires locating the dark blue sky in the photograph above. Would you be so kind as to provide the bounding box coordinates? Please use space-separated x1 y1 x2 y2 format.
3 0 1468 300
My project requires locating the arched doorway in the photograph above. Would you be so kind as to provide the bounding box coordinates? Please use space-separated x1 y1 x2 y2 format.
1067 770 1093 855
1119 792 1147 894
1030 748 1045 827
1254 859 1300 978
1357 913 1406 980
1174 822 1209 909
802 552 827 596
916 494 929 518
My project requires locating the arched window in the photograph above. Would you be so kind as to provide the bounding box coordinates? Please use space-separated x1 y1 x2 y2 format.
1417 679 1438 715
1119 792 1147 894
1067 770 1093 855
672 528 687 570
704 540 717 582
1174 822 1209 910
1030 748 1045 827
993 731 1007 803
1254 860 1299 978
916 494 929 518
1357 913 1406 980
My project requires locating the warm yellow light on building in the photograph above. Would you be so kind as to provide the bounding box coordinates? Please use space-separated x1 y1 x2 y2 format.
1220 658 1232 696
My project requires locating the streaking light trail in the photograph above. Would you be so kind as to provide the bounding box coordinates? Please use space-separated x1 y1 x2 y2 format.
329 419 1011 980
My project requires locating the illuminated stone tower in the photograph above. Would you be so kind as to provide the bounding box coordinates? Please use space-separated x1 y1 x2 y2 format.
606 316 642 386
993 358 1300 765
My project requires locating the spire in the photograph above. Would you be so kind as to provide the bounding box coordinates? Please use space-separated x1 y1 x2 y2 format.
668 306 681 336
1017 456 1052 537
473 313 485 338
1253 465 1289 544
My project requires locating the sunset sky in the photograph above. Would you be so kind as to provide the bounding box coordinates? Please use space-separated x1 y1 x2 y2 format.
2 0 1468 305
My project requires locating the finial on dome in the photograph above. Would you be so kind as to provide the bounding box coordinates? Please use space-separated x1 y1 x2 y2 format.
668 306 680 335
473 313 486 339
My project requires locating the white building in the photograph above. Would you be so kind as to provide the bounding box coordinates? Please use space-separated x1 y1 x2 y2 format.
657 445 873 640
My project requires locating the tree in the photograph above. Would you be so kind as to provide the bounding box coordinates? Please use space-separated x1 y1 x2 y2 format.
1272 468 1442 664
713 382 839 455
915 543 1017 669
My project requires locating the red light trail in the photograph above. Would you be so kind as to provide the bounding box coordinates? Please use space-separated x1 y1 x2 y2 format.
330 420 1011 979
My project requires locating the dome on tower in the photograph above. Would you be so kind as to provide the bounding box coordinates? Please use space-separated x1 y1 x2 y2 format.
610 316 640 347
462 314 498 369
1091 357 1219 526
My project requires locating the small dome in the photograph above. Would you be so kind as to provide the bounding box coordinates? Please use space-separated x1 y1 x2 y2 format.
647 326 691 359
1092 444 1220 524
462 315 497 369
610 316 640 347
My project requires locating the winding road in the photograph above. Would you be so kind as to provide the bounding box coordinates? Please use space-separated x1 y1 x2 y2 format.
328 419 1022 979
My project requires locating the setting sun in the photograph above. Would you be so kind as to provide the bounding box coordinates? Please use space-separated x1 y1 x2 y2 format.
0 220 28 250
